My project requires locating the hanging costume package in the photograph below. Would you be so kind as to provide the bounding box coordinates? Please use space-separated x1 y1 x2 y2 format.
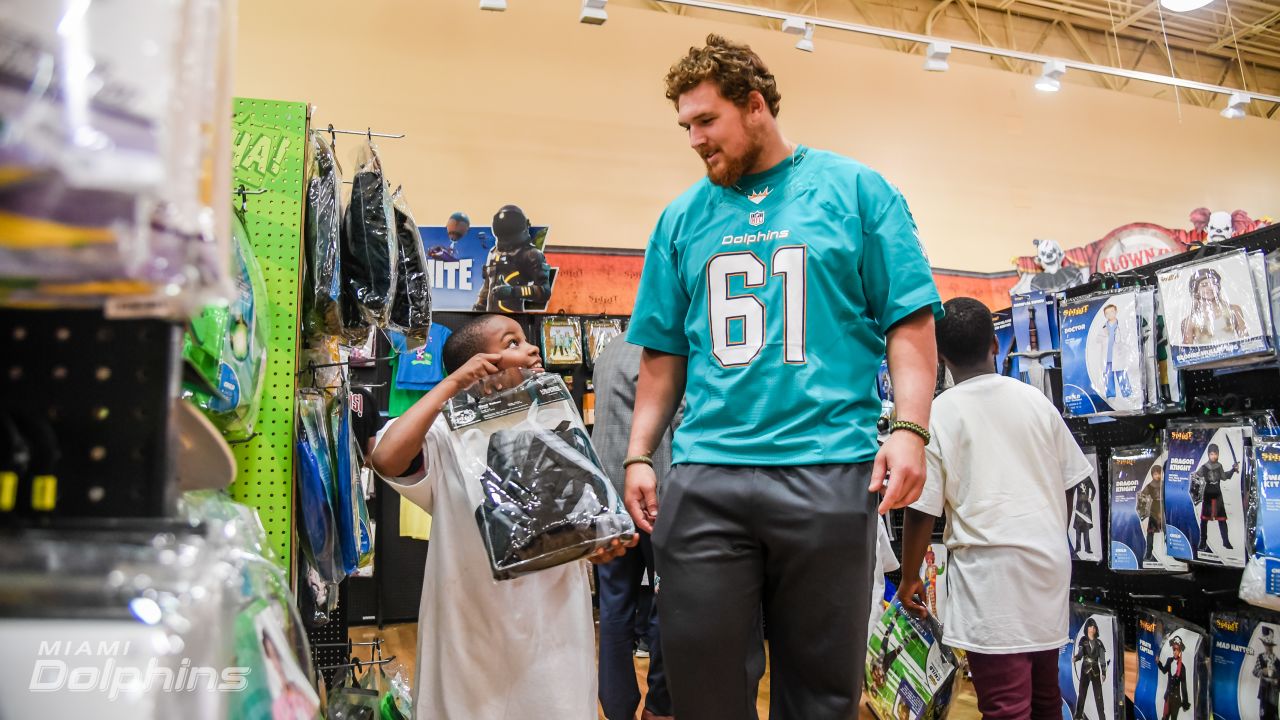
1267 252 1280 354
296 389 343 621
542 316 585 367
1162 423 1250 568
994 308 1016 376
340 140 398 344
585 318 624 369
1241 442 1280 612
302 129 344 338
1135 609 1209 720
181 207 271 441
1059 602 1124 720
441 370 633 580
864 598 958 720
1154 290 1185 411
1111 445 1188 572
919 543 949 624
1070 449 1104 563
1157 250 1272 370
1060 290 1147 417
388 186 431 349
1211 609 1280 720
1012 292 1059 399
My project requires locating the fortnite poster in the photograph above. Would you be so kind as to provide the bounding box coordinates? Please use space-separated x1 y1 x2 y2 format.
1069 450 1103 563
419 207 558 312
1211 611 1280 720
1134 610 1208 720
1059 604 1122 720
1163 425 1249 568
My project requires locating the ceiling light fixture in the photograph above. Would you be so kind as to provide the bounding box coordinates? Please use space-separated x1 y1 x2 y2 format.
1221 92 1250 119
924 41 951 72
1159 0 1214 12
580 0 607 24
1036 60 1066 92
781 17 807 35
795 23 815 52
479 0 507 10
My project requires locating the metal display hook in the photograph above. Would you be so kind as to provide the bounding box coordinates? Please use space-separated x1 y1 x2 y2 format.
234 184 268 213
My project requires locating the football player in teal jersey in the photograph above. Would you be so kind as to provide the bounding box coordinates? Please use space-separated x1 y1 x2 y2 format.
621 34 942 720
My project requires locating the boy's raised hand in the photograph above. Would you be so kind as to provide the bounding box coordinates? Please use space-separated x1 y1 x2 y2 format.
896 575 929 619
446 353 504 392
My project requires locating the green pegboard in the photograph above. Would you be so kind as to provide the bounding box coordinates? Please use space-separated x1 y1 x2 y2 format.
228 98 309 572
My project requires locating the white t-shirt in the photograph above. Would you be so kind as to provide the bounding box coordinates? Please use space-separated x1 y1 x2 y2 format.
911 373 1092 655
377 417 598 719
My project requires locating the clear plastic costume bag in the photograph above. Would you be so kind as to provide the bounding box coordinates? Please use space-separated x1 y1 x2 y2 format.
303 129 344 338
542 315 584 367
388 186 431 348
340 140 397 344
1059 289 1147 417
441 370 633 580
1157 250 1272 370
1242 441 1280 611
585 318 624 369
297 389 342 620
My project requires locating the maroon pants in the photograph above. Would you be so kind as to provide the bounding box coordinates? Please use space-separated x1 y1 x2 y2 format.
967 649 1063 720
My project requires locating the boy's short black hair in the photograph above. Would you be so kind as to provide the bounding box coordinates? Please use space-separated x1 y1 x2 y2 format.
442 315 505 373
936 297 995 366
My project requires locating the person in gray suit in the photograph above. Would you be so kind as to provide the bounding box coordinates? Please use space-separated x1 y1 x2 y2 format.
594 336 676 720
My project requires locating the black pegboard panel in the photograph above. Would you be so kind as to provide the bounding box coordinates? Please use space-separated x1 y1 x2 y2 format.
0 307 180 521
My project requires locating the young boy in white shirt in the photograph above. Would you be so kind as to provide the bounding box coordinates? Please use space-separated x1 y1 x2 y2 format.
372 314 629 720
898 297 1092 720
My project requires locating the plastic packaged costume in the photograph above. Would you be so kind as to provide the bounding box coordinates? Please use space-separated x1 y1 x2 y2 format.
302 129 344 338
1111 445 1188 572
181 207 270 440
863 598 958 720
340 141 398 343
542 315 585 367
1059 603 1124 720
919 543 949 624
584 318 624 368
1162 423 1250 567
994 308 1016 376
1211 610 1280 720
1060 290 1147 417
1070 449 1104 563
1157 250 1272 369
388 187 431 348
1241 441 1280 611
1134 610 1209 720
441 370 633 580
1012 292 1059 398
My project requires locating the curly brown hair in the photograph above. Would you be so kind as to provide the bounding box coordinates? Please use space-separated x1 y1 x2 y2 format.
664 34 781 116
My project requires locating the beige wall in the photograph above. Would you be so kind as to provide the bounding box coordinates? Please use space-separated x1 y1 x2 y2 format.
233 0 1280 273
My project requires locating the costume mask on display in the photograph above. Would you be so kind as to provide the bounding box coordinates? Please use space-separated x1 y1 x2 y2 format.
1207 212 1234 243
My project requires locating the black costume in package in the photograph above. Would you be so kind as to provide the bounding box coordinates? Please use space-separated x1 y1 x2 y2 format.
1059 603 1124 720
1242 442 1280 612
388 187 431 348
1111 445 1188 572
1162 423 1251 568
1135 610 1209 720
302 130 344 338
1157 250 1272 370
1070 449 1104 563
340 141 398 343
441 371 633 580
1211 610 1280 720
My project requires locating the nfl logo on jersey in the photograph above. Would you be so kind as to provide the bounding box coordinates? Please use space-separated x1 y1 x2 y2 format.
749 210 765 227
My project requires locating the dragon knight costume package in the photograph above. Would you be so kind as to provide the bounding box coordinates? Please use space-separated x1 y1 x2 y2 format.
1134 609 1209 720
1162 423 1251 568
1059 290 1148 417
1070 449 1104 563
1059 602 1124 720
1241 442 1280 612
1157 250 1272 370
1211 609 1280 720
441 370 633 580
864 598 957 720
1111 446 1188 572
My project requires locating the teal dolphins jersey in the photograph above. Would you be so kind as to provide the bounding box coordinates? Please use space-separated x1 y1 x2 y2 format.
628 147 942 466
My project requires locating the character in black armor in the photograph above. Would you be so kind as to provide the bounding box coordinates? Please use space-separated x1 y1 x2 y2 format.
473 205 552 313
1072 476 1097 556
1073 618 1108 720
1191 444 1238 552
1137 465 1166 564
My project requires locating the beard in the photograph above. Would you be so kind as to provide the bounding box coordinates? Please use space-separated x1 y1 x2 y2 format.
702 121 766 188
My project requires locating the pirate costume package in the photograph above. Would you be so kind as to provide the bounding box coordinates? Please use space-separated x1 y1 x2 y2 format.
863 598 958 720
1112 445 1188 572
1059 603 1124 720
1162 423 1251 568
1211 610 1280 720
441 370 632 580
1134 609 1209 720
1071 449 1104 563
1242 441 1280 612
1060 289 1149 417
1157 250 1272 370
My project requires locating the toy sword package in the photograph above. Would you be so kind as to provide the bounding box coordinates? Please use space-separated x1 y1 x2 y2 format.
1070 449 1104 563
1211 609 1280 720
1059 602 1124 720
1134 609 1209 720
441 370 633 580
864 598 958 720
1162 423 1250 568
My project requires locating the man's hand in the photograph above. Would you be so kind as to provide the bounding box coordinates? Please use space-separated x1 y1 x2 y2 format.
587 534 638 564
870 431 927 514
896 574 928 618
625 463 660 533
